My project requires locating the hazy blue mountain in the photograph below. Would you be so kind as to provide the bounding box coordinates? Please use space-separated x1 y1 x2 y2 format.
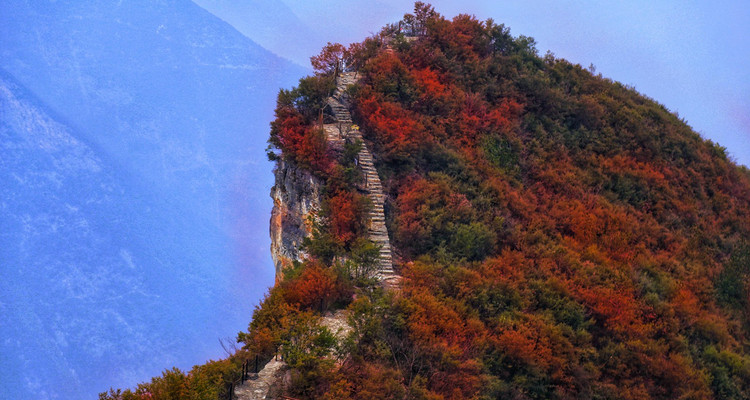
0 73 210 398
192 0 324 66
0 0 306 398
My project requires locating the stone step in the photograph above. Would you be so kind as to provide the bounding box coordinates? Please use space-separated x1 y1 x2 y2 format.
326 72 398 287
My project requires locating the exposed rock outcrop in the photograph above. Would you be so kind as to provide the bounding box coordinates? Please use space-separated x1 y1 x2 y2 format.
269 159 323 278
269 71 398 285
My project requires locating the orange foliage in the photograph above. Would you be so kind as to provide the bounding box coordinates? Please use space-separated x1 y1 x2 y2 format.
326 190 361 246
357 92 426 156
273 106 332 173
576 285 648 336
413 67 448 99
491 316 569 373
283 262 341 310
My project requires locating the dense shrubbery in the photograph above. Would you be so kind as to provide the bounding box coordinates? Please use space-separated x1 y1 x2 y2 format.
266 2 750 398
107 3 750 399
99 358 243 400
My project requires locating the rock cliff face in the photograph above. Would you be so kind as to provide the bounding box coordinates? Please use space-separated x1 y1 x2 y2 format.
269 159 323 279
270 71 398 285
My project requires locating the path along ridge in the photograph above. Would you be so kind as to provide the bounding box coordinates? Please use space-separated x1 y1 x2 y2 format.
236 70 399 400
325 71 399 285
233 359 285 400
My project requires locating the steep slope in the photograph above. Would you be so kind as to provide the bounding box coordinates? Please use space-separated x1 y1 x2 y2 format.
0 74 208 399
328 72 397 283
243 4 750 400
0 1 305 399
101 3 750 400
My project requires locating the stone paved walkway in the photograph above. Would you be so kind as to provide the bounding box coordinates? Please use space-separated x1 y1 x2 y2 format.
328 71 399 285
233 359 285 400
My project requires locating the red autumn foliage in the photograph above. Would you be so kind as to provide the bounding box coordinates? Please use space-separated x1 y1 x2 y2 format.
356 92 426 157
310 42 348 74
111 5 750 399
326 190 363 246
272 106 333 174
282 262 343 310
256 4 750 400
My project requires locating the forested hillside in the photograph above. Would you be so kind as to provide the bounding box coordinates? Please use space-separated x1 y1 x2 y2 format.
104 3 750 399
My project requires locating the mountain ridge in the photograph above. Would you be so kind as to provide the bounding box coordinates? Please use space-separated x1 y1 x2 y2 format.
101 3 750 399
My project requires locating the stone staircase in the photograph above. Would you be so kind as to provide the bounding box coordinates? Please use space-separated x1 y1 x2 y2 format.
233 358 285 400
327 72 399 286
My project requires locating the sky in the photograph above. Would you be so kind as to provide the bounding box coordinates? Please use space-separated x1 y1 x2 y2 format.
195 0 750 166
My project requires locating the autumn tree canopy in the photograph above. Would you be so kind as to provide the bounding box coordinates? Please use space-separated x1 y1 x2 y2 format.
104 3 750 399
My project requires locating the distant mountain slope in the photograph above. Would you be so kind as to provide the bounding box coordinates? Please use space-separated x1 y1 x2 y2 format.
0 0 301 196
0 1 306 399
192 0 323 66
0 73 199 399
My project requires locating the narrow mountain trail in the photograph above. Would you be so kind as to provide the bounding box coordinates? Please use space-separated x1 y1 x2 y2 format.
233 70 398 400
325 71 399 286
233 359 285 400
